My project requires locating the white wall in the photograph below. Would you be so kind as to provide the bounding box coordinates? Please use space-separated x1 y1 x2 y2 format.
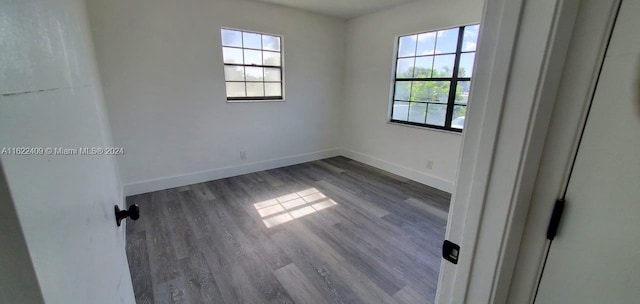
87 0 346 194
341 0 484 192
0 0 134 302
0 163 44 304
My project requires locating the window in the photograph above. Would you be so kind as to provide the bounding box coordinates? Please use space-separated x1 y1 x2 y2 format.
220 28 284 101
390 24 479 131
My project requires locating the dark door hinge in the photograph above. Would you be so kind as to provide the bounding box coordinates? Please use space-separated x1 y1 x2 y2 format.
442 240 461 264
546 199 565 240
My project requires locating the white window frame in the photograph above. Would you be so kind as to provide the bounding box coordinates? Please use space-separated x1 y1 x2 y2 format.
220 28 285 102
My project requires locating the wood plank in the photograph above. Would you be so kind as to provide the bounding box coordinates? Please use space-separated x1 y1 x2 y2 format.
316 180 390 218
404 197 449 221
393 285 430 304
126 156 449 304
284 220 398 304
126 231 154 304
154 276 189 304
177 252 224 304
274 263 330 304
190 183 215 201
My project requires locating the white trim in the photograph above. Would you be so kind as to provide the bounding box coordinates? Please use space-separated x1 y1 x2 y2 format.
123 147 454 197
506 0 621 302
124 149 341 196
436 0 525 300
436 0 584 302
340 148 454 192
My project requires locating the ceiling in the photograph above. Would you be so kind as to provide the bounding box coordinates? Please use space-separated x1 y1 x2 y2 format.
252 0 418 19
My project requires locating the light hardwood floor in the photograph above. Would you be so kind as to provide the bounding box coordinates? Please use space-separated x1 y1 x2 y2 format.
126 156 451 304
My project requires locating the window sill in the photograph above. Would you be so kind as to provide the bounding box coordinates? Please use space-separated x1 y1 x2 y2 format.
386 121 463 135
226 99 286 103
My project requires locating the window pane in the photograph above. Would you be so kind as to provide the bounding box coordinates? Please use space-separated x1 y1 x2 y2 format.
243 32 262 49
462 25 479 52
416 32 436 55
262 35 280 51
224 66 244 81
246 83 264 96
222 47 243 64
265 83 281 96
459 52 475 77
264 68 281 81
435 28 459 54
410 81 450 102
394 81 412 101
221 29 242 47
245 67 264 81
398 35 417 57
244 49 262 65
226 82 246 97
396 58 415 78
263 51 281 66
408 102 427 124
414 56 433 78
433 54 455 77
392 101 410 120
452 105 467 129
455 81 471 104
426 104 447 126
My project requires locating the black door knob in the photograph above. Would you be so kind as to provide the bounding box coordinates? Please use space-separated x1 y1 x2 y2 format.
115 204 140 227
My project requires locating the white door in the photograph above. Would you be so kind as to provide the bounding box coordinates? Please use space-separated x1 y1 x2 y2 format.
535 0 640 302
0 0 135 303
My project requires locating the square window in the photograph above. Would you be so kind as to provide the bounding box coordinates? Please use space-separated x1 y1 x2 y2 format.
414 56 434 78
226 82 246 97
390 24 479 131
262 35 281 51
435 28 459 54
398 35 417 57
265 83 282 96
462 25 480 52
224 66 244 81
394 81 412 101
392 101 410 121
221 28 284 101
410 81 450 102
396 58 415 78
408 102 427 124
263 51 281 66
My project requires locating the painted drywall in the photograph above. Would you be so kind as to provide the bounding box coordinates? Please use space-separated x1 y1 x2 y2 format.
0 163 44 304
0 0 134 303
341 0 484 191
86 0 346 193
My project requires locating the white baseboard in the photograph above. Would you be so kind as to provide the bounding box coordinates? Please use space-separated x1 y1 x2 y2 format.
123 147 454 196
339 148 454 193
124 149 342 196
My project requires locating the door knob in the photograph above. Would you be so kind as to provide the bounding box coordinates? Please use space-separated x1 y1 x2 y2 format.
115 204 140 227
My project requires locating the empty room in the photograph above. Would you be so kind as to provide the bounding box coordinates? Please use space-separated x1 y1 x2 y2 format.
2 0 639 303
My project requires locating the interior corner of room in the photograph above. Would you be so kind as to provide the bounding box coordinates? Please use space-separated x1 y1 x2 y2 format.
84 0 482 197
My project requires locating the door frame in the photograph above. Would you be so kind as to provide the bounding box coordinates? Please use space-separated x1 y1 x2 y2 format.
434 0 620 303
505 0 621 302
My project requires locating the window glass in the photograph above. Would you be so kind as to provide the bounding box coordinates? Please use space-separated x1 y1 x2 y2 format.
390 24 479 130
221 29 284 101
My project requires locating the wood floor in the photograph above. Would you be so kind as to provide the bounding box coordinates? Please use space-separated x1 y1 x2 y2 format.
125 156 451 304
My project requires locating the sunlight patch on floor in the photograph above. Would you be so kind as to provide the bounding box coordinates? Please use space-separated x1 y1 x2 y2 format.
254 188 337 228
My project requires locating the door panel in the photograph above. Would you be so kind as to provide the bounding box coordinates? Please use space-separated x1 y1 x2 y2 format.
0 0 135 303
535 0 640 302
